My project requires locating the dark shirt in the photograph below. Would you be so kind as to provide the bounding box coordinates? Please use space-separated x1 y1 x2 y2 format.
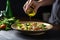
49 0 60 24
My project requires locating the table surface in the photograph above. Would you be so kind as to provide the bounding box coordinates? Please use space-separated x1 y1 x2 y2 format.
0 24 60 40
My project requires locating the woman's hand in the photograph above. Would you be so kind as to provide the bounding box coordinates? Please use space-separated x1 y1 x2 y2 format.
23 0 42 14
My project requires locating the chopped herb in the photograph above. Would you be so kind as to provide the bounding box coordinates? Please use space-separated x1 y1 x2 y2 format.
26 23 30 26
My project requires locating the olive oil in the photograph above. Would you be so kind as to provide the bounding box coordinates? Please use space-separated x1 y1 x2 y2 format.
27 8 36 20
28 11 36 17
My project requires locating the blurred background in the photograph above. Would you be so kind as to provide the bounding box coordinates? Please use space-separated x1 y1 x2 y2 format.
0 0 52 21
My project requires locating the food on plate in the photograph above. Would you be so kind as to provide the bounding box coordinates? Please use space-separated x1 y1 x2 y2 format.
16 22 48 31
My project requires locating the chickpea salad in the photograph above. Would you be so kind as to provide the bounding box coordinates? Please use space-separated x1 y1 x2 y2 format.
16 22 48 31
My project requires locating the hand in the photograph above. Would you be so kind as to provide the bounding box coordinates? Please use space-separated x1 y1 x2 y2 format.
23 0 42 14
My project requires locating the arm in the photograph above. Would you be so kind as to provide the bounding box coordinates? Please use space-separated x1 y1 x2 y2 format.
23 0 55 13
38 0 55 7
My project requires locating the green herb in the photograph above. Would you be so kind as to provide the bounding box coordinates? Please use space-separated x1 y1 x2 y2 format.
26 22 30 26
17 24 22 28
0 17 16 31
15 20 22 28
5 27 11 31
26 26 28 30
15 20 20 23
42 24 46 27
39 24 46 30
41 24 46 30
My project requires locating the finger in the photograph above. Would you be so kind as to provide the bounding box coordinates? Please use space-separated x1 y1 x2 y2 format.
26 0 35 11
24 0 32 13
23 1 29 13
28 0 34 6
38 0 43 2
23 0 34 13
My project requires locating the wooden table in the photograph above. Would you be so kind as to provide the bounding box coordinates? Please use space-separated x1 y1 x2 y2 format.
0 24 60 40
